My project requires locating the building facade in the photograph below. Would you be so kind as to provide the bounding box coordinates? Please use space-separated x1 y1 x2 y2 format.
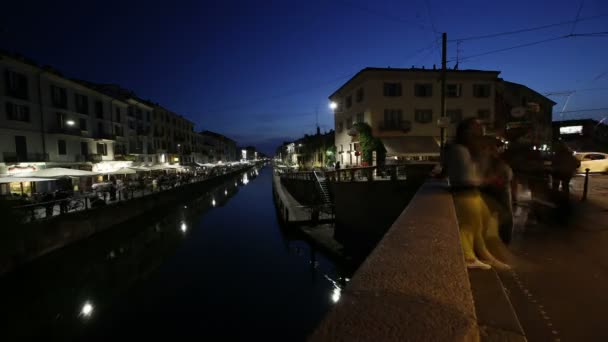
329 67 504 166
199 131 237 163
0 51 214 176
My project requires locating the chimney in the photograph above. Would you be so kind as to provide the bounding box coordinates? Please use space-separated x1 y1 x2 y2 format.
433 64 436 70
316 126 321 136
422 66 425 70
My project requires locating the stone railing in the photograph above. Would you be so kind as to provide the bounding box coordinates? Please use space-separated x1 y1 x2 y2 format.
310 180 480 341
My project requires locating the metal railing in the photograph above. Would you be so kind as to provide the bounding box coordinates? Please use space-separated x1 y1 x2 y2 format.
11 163 256 223
278 163 436 183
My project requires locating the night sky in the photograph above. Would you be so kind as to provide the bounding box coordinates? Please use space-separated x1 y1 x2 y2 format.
2 0 607 154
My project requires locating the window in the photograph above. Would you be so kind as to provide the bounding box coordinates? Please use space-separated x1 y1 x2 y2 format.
128 121 135 130
446 109 463 124
5 102 30 122
446 84 461 98
473 84 491 98
75 93 89 114
81 141 89 156
345 96 352 109
115 108 121 122
356 88 364 102
97 143 107 156
5 70 28 100
383 82 402 97
136 108 142 120
415 109 433 123
57 140 67 155
56 112 65 128
346 117 353 129
337 121 343 133
79 118 87 131
414 84 433 97
114 125 122 136
477 109 491 120
128 107 134 117
356 112 364 123
98 122 103 134
383 109 403 129
15 136 27 158
146 111 151 121
95 101 103 118
50 85 67 108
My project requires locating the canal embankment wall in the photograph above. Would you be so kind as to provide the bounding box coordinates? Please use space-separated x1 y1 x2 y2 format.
0 166 253 276
310 180 526 342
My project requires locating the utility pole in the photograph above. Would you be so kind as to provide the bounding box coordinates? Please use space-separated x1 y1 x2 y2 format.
440 32 447 149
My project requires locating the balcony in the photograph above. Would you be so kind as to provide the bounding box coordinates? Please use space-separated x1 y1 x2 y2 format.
3 152 49 163
95 132 117 140
379 121 412 132
50 126 84 136
87 154 103 163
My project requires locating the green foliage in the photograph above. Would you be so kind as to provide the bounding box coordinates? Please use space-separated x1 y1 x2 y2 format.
354 122 386 165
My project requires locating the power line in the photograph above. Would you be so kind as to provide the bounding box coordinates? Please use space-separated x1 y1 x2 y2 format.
554 107 608 114
570 0 585 35
331 0 428 30
449 14 608 42
451 36 569 62
423 0 442 61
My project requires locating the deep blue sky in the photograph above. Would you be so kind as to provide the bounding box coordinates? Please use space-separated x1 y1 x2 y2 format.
2 0 607 154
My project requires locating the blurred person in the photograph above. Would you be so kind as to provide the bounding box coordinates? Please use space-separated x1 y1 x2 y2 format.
479 137 514 244
551 141 579 196
446 118 509 270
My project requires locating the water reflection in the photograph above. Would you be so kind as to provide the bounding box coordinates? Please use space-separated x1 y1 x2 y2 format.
0 165 346 340
79 301 94 319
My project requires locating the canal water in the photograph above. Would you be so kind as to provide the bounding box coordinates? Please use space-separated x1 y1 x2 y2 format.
0 165 349 341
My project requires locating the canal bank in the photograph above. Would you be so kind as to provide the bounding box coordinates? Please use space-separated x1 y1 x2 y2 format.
0 164 257 276
0 165 348 341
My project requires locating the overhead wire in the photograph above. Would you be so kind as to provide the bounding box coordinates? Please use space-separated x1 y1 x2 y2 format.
449 14 608 42
570 0 585 35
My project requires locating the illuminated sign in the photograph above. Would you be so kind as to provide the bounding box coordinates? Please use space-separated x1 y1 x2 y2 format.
560 125 583 135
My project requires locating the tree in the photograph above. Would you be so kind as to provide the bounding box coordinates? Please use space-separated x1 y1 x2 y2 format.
353 122 386 165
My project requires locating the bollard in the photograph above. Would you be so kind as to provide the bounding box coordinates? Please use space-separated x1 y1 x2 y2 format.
582 168 590 202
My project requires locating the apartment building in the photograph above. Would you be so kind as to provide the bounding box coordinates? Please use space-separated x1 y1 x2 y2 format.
199 131 237 163
328 67 554 166
0 52 131 174
151 105 201 164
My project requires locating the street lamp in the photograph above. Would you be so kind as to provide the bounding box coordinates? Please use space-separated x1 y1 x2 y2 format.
329 101 338 110
66 120 75 126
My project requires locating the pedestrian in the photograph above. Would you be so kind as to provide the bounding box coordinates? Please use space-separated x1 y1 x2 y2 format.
479 137 514 244
335 161 340 171
42 192 55 218
551 141 579 196
446 118 509 270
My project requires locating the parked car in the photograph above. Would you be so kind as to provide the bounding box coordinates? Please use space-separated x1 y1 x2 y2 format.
574 152 608 173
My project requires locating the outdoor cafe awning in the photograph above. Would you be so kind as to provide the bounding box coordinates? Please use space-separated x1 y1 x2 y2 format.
18 167 100 178
104 167 137 175
0 177 56 184
381 136 440 157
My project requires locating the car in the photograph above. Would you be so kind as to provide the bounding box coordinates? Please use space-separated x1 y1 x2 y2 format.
574 152 608 174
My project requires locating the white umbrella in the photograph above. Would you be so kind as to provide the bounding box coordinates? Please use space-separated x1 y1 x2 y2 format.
0 177 56 183
19 167 99 178
105 167 136 175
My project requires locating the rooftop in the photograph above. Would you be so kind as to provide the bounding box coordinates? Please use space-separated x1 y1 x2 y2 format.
329 66 501 98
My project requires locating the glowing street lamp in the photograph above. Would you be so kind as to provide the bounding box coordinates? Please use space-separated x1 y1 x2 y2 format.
66 120 75 126
329 101 338 110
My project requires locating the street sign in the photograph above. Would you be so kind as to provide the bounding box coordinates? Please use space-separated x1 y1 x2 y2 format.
510 107 527 118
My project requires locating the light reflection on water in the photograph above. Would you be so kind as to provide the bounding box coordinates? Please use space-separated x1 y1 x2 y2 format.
0 165 350 341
